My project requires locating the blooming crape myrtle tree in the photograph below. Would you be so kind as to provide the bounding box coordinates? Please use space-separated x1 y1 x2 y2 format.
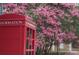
2 3 28 15
59 4 79 43
31 4 66 54
32 3 79 54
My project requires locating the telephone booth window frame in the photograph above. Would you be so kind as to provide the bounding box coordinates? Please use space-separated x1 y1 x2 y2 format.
25 27 35 55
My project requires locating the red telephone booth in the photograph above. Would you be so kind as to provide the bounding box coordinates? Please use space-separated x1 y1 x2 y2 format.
0 14 36 55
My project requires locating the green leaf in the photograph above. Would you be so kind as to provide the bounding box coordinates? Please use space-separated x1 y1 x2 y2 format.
37 25 42 32
64 9 71 14
32 15 38 21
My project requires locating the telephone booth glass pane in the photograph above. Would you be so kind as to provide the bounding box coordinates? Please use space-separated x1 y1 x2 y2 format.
26 39 29 49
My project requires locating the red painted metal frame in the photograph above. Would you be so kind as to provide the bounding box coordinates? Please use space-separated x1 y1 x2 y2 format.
0 14 36 55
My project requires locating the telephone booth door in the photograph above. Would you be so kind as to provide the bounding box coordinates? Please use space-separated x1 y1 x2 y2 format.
25 27 35 55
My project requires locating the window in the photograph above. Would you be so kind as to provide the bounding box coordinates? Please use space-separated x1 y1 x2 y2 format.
26 28 35 55
0 6 3 15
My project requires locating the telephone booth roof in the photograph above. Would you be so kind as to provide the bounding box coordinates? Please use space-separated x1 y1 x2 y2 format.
0 14 36 29
0 14 25 20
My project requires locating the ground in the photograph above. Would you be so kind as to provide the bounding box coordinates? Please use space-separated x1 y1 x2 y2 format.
49 43 79 55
